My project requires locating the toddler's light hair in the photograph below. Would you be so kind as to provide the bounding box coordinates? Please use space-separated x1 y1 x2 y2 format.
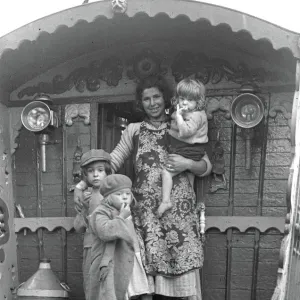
103 191 137 208
172 78 206 111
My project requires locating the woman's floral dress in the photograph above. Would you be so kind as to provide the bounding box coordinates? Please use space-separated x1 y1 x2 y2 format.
131 121 203 276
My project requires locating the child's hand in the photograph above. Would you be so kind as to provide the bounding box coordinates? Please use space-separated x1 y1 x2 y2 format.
82 191 92 210
99 266 109 281
119 203 131 219
176 104 185 116
74 188 84 213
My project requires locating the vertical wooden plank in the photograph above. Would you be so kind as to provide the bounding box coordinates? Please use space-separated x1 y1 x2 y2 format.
98 105 105 148
285 59 300 300
251 95 270 300
90 103 99 149
36 135 44 260
61 106 68 283
226 122 237 300
0 105 19 299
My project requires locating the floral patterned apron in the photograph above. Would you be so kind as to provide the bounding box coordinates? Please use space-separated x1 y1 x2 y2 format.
132 121 204 276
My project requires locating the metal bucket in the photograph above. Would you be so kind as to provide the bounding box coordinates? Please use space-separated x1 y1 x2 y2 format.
17 258 70 299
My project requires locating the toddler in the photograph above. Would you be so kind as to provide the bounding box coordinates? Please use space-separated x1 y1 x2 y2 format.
88 174 152 300
158 78 208 217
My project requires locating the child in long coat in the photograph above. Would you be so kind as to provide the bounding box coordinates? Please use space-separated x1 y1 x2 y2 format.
73 149 112 299
88 174 151 300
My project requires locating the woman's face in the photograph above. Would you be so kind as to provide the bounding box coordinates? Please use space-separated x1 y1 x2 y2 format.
141 87 166 120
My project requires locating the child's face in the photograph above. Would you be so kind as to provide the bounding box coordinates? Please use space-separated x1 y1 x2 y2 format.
109 188 132 210
85 161 107 188
178 96 197 111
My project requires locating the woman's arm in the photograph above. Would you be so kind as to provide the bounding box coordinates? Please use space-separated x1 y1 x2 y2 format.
166 153 212 177
110 123 140 172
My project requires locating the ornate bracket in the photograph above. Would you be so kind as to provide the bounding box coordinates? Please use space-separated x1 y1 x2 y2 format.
65 104 90 126
111 0 128 13
269 99 292 127
206 96 232 120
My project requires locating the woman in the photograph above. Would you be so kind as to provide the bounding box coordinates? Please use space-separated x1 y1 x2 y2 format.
110 76 211 300
75 76 211 299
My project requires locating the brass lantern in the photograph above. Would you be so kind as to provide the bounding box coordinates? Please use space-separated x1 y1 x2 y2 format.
21 95 58 172
231 92 264 169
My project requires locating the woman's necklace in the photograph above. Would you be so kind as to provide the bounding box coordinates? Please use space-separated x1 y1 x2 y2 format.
148 120 164 128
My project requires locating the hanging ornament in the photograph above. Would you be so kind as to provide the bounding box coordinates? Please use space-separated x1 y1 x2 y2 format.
209 131 227 193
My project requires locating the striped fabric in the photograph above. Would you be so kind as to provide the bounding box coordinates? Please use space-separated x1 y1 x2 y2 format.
148 270 202 299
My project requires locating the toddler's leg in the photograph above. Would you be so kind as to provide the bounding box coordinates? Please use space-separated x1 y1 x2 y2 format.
187 172 195 189
158 169 179 218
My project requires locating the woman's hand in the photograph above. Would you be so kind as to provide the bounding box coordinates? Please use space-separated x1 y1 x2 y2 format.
166 153 210 177
165 154 191 173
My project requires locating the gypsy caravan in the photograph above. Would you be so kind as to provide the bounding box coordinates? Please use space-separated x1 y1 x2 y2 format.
0 1 299 299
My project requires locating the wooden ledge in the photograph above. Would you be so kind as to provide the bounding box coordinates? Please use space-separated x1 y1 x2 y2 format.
14 216 285 233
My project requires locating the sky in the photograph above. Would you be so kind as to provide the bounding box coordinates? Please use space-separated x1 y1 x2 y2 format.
0 0 300 38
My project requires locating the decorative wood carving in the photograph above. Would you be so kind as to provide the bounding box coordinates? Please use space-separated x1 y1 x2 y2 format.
0 198 10 246
18 57 123 98
206 96 232 120
127 49 167 81
9 107 23 155
65 104 90 126
14 216 284 233
111 0 127 13
269 99 292 127
69 140 83 192
171 51 290 84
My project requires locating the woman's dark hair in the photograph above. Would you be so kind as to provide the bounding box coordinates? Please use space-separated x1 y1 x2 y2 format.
135 76 173 113
82 161 112 177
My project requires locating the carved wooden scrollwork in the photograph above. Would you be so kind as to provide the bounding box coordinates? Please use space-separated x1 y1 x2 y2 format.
9 107 23 155
127 49 167 81
206 96 232 120
18 57 123 98
65 104 90 126
171 51 291 84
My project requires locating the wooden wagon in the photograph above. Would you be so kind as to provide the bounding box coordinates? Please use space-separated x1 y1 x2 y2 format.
0 1 299 299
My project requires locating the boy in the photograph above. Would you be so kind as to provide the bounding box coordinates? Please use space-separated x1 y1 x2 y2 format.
73 149 112 299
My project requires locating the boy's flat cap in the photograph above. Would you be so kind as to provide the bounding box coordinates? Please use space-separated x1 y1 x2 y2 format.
80 149 111 167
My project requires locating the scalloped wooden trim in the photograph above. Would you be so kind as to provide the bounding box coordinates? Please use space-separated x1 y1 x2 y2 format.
206 216 285 233
14 216 285 233
14 217 74 233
